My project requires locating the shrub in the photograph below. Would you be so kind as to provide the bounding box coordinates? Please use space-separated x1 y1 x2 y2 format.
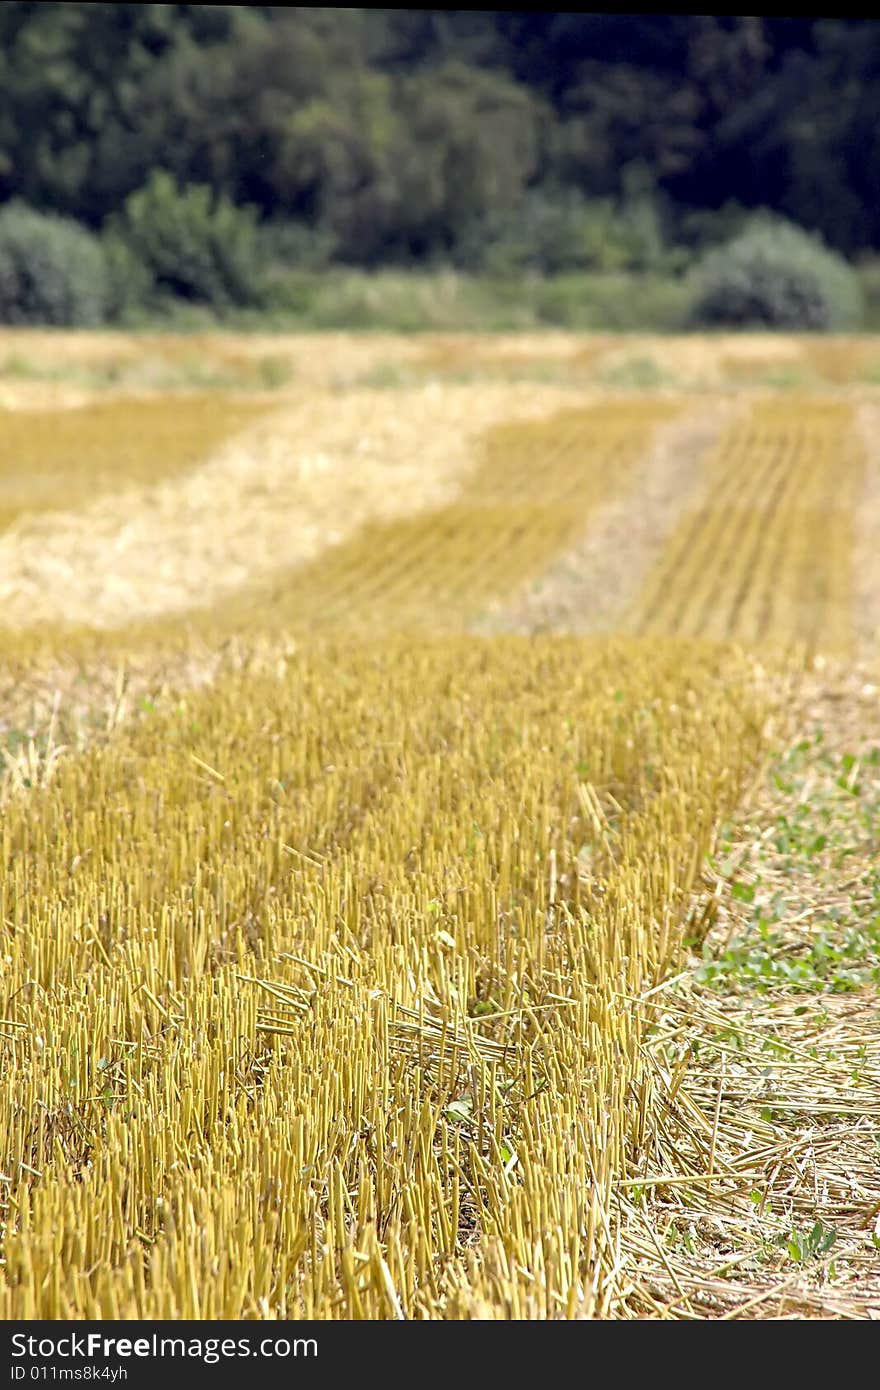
690 218 862 330
0 202 110 326
112 171 265 309
530 272 690 332
257 217 339 272
101 231 155 323
675 200 754 254
454 187 678 278
855 258 880 332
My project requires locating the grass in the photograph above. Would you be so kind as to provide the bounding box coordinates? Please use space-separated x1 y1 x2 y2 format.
116 268 694 335
0 348 293 393
95 261 880 334
619 663 880 1315
698 731 880 996
596 354 678 390
343 357 584 391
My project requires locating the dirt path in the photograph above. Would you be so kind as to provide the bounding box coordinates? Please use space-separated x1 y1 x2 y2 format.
476 400 743 636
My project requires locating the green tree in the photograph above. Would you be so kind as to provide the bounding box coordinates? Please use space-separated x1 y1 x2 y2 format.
112 170 263 307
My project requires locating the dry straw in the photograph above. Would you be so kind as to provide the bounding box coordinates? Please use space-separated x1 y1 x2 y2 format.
0 345 875 1318
0 635 767 1318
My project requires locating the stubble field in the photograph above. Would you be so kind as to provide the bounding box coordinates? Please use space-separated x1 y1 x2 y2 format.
1 331 878 1319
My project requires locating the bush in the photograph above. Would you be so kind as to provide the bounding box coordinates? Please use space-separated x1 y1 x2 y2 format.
690 218 862 330
675 201 754 255
454 189 676 277
0 202 110 326
855 258 880 331
112 171 265 309
101 232 155 323
529 272 690 331
257 217 339 272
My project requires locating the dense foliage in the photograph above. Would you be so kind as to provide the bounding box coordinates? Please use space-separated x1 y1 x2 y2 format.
690 221 862 331
0 202 110 326
110 171 265 308
0 8 878 265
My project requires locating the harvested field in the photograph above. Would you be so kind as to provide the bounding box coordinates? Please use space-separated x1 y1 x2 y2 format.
628 399 864 651
1 331 878 1320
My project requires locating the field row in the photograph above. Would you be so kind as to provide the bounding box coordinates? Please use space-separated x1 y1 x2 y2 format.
230 396 865 655
218 402 676 637
0 396 267 535
0 390 869 656
0 637 766 1317
628 400 863 651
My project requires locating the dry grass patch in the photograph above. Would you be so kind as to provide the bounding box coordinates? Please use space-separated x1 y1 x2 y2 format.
0 395 268 532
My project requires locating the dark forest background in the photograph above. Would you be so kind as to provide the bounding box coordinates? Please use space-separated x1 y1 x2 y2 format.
2 6 879 329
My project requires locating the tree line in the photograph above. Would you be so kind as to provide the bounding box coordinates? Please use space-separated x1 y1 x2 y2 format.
1 6 878 269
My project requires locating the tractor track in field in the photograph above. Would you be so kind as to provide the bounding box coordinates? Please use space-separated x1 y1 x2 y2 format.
473 399 744 638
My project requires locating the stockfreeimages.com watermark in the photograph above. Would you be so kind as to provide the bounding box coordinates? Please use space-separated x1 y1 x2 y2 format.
11 1332 317 1371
